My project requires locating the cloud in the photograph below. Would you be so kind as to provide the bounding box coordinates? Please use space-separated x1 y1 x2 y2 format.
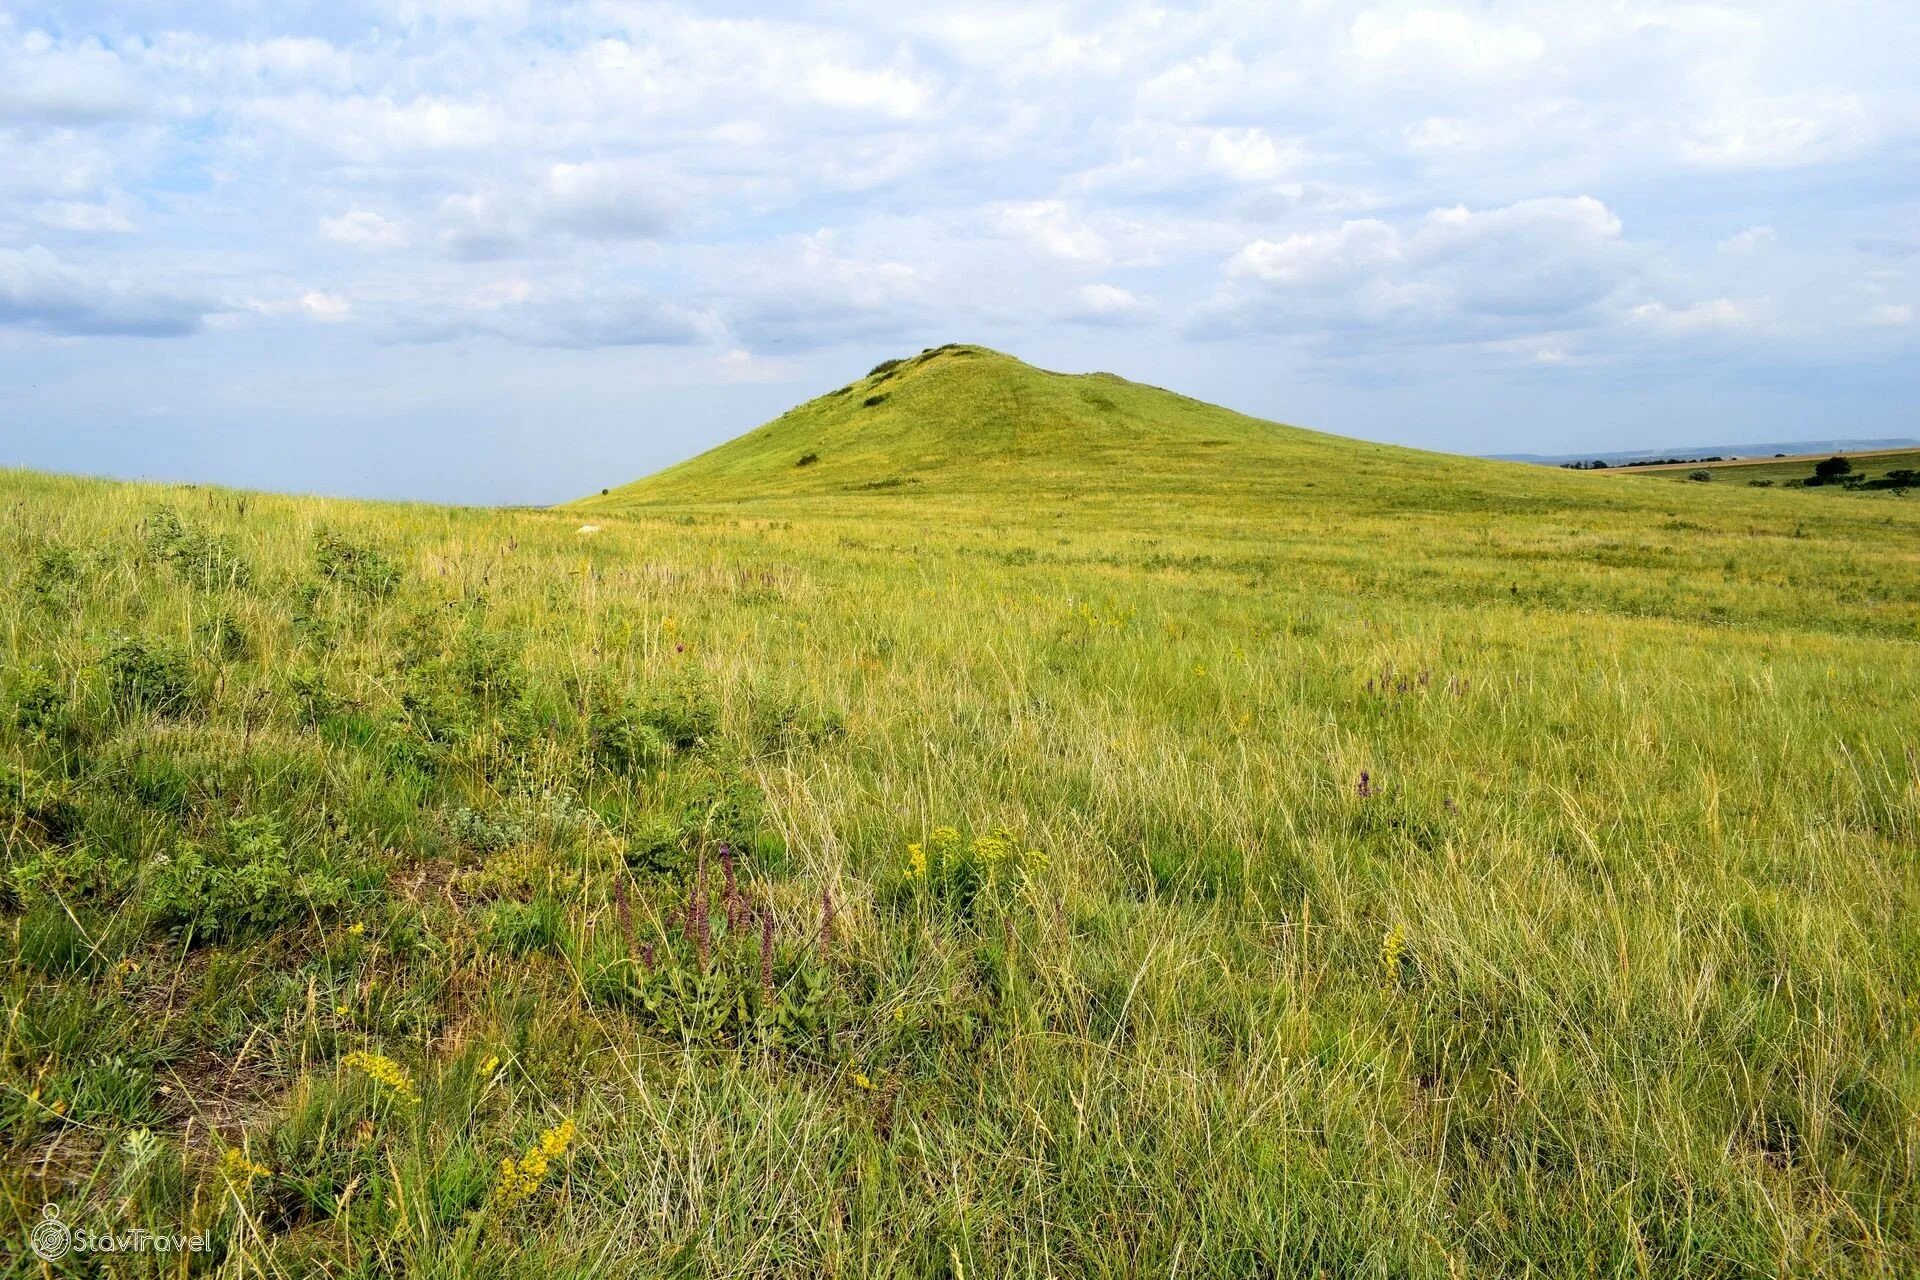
1681 93 1872 169
1717 226 1775 255
1207 196 1633 344
299 292 353 321
541 161 675 241
0 246 214 337
1627 298 1757 334
34 200 135 234
320 211 407 249
0 31 143 123
397 285 715 348
1348 8 1546 76
1064 283 1155 326
989 201 1111 266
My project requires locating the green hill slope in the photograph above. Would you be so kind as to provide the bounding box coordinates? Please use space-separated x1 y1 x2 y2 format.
576 344 1458 508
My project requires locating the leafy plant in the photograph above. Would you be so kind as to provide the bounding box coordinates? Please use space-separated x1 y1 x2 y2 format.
144 814 356 941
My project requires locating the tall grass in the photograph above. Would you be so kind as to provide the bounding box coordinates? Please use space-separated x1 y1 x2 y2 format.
1 443 1916 1277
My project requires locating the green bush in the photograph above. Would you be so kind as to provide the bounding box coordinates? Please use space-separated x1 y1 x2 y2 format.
143 507 251 588
102 637 198 717
144 815 354 941
26 541 85 598
313 527 402 598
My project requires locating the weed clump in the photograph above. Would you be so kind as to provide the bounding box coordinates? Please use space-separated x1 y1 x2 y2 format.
313 527 402 598
143 507 252 588
144 814 359 941
102 636 199 717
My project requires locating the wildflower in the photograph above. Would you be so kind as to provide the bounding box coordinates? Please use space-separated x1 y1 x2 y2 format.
721 842 744 929
335 1003 351 1017
342 1050 420 1106
818 885 836 962
852 1073 875 1091
1381 924 1406 980
345 921 365 937
904 842 927 880
1356 770 1374 799
689 849 711 971
493 1118 578 1210
219 1146 272 1183
478 1054 502 1078
612 872 635 961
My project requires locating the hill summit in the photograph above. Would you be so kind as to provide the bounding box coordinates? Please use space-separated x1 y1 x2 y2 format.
575 345 1398 508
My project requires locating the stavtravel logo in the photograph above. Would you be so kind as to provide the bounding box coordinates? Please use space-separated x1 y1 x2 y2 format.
29 1204 210 1261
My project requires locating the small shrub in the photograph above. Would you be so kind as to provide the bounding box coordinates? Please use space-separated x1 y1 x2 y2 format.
143 507 251 588
6 666 73 742
1813 456 1853 482
144 815 354 941
862 393 889 408
195 609 250 661
102 637 198 717
867 357 905 378
796 453 820 468
1748 479 1774 487
313 528 401 599
26 542 85 598
1686 469 1711 482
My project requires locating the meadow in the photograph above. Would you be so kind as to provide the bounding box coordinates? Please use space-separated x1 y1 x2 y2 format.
3 349 1918 1277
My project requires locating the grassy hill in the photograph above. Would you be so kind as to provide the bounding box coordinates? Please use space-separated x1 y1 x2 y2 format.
576 343 1505 509
2 356 1918 1276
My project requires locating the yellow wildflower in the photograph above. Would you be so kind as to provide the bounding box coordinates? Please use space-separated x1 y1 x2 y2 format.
904 842 927 880
345 921 365 937
493 1118 578 1210
852 1073 875 1091
342 1050 420 1106
219 1147 272 1182
1381 924 1407 980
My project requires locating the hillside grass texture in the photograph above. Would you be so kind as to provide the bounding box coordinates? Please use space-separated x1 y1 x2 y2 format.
3 351 1918 1277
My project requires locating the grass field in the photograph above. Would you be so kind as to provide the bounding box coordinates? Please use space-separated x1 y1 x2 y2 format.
3 348 1918 1277
1611 448 1920 491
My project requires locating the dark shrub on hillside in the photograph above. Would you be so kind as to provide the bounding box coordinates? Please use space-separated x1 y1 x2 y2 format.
1861 469 1918 492
143 507 251 589
102 637 197 717
862 393 889 408
796 452 819 468
591 672 721 773
313 527 402 598
1812 456 1853 483
1686 469 1712 482
867 357 906 377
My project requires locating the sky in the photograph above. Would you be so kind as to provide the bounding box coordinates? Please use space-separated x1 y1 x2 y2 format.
1 1 1916 504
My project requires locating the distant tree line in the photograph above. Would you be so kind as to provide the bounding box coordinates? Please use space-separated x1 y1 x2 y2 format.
1560 456 1728 470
